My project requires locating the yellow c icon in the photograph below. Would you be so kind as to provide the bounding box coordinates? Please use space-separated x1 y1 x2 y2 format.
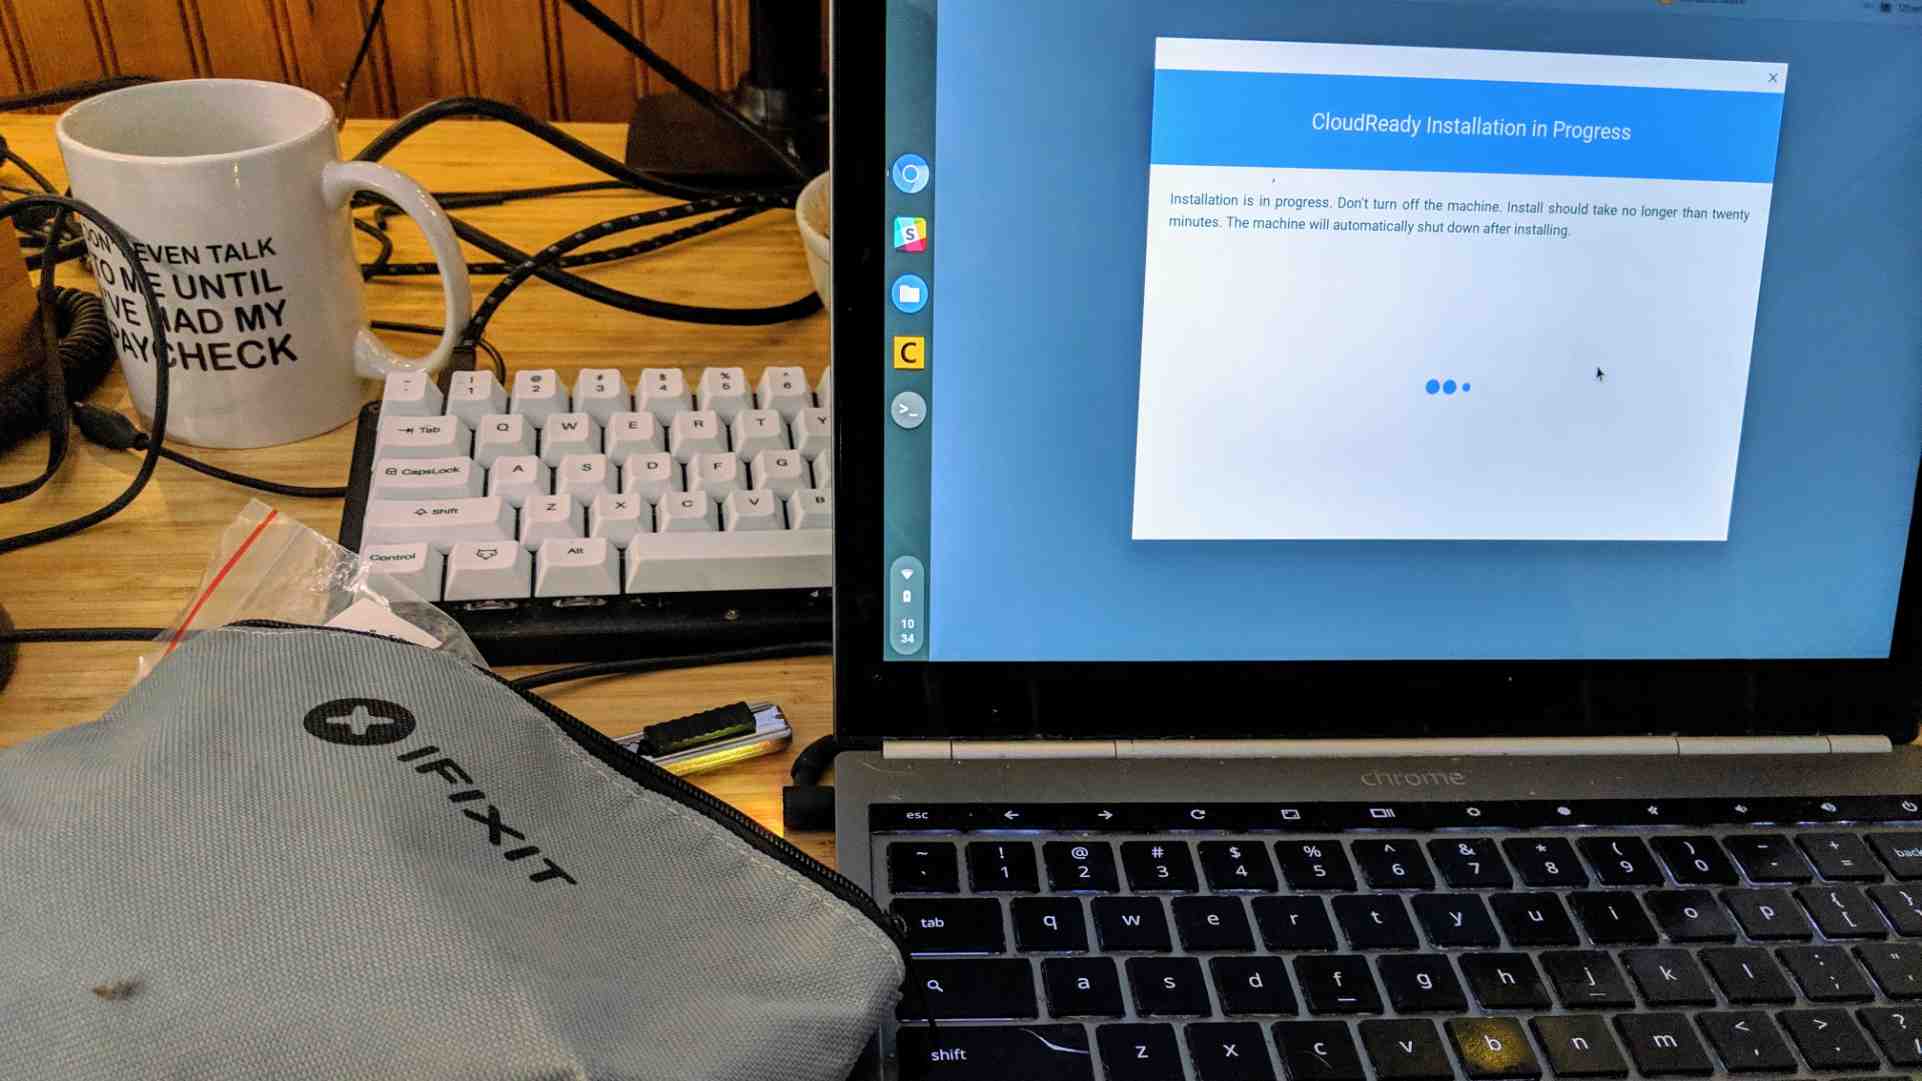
893 336 926 370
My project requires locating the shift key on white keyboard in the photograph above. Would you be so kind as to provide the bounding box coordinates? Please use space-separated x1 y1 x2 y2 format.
625 529 830 593
362 497 514 552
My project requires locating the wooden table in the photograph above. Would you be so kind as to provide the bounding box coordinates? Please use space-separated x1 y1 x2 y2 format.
0 115 839 867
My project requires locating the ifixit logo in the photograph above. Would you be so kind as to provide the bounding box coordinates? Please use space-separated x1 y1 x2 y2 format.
396 744 578 887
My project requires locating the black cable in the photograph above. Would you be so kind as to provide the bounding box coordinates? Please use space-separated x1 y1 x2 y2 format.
0 288 113 456
509 641 830 692
0 626 163 644
368 320 507 382
337 0 386 117
3 151 56 195
363 205 765 279
352 216 393 277
69 403 348 498
0 75 156 112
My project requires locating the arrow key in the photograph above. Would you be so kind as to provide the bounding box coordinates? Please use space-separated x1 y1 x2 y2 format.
1697 1011 1796 1074
443 540 532 601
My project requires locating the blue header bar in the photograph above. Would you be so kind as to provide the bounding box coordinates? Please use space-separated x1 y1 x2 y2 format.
1150 70 1787 183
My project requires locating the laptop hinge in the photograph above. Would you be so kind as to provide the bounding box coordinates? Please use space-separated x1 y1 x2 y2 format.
880 735 1893 760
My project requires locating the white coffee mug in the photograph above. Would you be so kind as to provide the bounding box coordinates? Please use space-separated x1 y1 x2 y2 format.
55 79 470 448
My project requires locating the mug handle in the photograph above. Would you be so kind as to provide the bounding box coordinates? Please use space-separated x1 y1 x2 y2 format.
319 161 473 379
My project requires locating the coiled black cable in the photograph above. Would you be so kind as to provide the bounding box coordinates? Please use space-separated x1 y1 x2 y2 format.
0 288 114 458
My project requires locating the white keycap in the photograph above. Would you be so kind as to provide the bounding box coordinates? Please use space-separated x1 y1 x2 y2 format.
447 370 507 425
697 366 752 421
572 368 628 425
624 530 831 593
669 410 727 463
654 491 716 533
487 455 550 507
510 369 567 422
375 414 470 459
443 540 531 601
620 451 682 503
724 490 784 532
688 452 743 501
636 367 692 422
473 413 535 467
362 497 513 551
556 453 613 500
588 492 647 547
750 448 810 496
535 538 621 598
812 454 833 489
539 413 599 467
519 494 582 550
730 409 789 463
604 411 663 458
370 456 482 502
381 371 443 417
755 365 812 421
787 488 834 530
361 543 445 602
793 407 833 461
815 366 833 408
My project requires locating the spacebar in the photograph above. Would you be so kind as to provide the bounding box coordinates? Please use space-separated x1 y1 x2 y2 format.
897 1025 1093 1081
623 529 830 593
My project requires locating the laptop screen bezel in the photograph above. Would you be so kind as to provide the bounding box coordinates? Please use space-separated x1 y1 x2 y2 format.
829 0 1922 749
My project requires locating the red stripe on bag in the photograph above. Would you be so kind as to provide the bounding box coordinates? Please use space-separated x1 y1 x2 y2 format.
165 508 279 655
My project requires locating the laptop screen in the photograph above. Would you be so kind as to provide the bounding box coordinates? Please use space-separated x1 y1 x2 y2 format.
876 0 1922 664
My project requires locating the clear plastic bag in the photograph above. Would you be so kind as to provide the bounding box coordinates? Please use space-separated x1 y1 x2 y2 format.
137 499 484 680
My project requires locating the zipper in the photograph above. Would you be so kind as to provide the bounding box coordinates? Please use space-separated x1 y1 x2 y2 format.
232 621 909 957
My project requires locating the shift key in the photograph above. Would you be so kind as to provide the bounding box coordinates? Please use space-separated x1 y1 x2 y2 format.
362 497 515 552
898 959 1039 1021
1871 833 1922 880
898 1024 1093 1080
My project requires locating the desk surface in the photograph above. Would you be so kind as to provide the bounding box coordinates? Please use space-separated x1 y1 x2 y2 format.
0 115 839 867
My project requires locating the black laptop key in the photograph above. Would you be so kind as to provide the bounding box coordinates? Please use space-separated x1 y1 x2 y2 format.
1503 837 1588 887
1460 952 1551 1010
1855 941 1922 999
1359 1019 1453 1081
897 1024 1094 1081
1125 956 1211 1017
1613 1013 1713 1076
1012 897 1088 952
1695 1010 1797 1074
1857 1006 1922 1066
1567 891 1659 945
1275 841 1356 891
1530 1015 1627 1078
1097 1023 1184 1081
894 898 1006 955
1798 885 1890 939
1093 897 1172 952
1352 839 1435 890
1724 888 1814 940
898 958 1038 1020
1332 894 1419 950
1211 955 1297 1016
1539 950 1636 1008
1869 831 1922 880
1186 1022 1278 1081
1645 889 1737 942
1701 947 1796 1004
1294 954 1384 1014
1489 892 1579 946
1411 892 1501 947
1041 957 1124 1018
1777 1008 1880 1071
1043 841 1118 893
967 841 1040 893
1173 896 1255 952
889 842 960 893
1376 954 1468 1013
1780 944 1876 1001
1427 837 1512 888
1198 841 1278 892
1253 895 1339 951
1622 949 1715 1006
1121 841 1198 893
1724 834 1815 884
1578 836 1665 886
1274 1021 1366 1081
1446 1018 1541 1080
1652 835 1738 885
1870 883 1922 935
1800 832 1885 882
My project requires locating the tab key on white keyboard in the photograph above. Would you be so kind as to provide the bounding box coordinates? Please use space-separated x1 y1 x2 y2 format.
376 414 470 459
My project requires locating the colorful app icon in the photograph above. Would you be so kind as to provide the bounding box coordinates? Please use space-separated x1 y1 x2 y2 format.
891 154 930 194
893 216 929 252
893 336 926 370
891 274 929 314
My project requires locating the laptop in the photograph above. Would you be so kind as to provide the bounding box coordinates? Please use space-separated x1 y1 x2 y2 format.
828 1 1922 1079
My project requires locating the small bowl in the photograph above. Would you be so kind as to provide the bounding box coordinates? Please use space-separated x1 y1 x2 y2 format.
795 171 831 307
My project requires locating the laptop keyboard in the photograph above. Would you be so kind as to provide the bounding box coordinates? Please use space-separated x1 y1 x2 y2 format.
869 796 1922 1081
